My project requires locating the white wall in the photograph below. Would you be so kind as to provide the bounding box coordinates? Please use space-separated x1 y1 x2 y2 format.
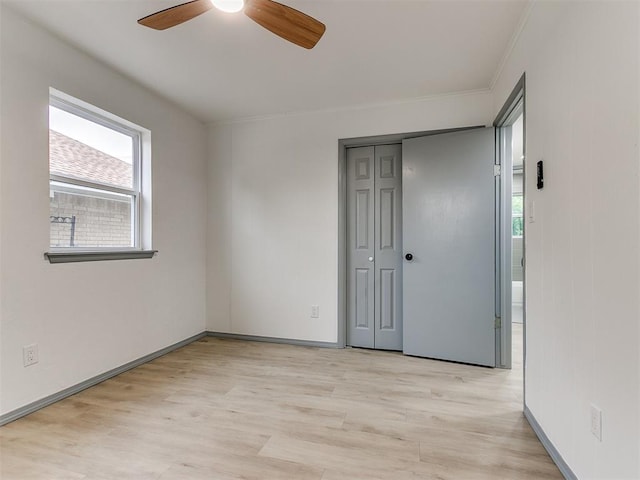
207 92 493 342
0 7 208 415
493 2 640 478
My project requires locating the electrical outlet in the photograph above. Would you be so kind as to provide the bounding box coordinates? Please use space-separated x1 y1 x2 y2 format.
590 404 602 441
23 344 39 367
311 305 320 318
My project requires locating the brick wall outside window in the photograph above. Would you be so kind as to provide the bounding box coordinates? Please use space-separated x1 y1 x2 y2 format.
50 192 131 248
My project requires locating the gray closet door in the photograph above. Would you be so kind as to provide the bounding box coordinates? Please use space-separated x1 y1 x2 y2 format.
373 144 403 350
347 145 402 350
347 146 375 348
402 128 495 366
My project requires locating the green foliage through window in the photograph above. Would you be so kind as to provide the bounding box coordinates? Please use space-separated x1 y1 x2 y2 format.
512 194 523 236
512 217 523 236
512 195 523 215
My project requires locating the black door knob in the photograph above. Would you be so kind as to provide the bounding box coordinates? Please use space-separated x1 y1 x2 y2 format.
405 253 413 261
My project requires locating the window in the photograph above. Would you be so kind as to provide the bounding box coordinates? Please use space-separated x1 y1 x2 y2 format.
512 193 523 237
48 91 149 256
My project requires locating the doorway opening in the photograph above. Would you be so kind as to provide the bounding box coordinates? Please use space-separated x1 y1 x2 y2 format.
494 74 526 373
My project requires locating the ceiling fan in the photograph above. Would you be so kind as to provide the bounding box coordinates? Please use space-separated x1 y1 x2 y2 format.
138 0 326 49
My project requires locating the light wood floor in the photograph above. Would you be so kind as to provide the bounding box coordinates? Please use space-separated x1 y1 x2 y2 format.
1 324 562 479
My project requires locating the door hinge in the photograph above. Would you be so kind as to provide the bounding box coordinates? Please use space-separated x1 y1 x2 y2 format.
494 165 501 177
495 316 502 328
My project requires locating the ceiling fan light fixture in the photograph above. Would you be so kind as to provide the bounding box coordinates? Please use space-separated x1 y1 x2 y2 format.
211 0 245 13
138 0 325 48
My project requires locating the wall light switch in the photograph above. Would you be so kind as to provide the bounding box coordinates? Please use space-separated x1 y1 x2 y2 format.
528 200 535 223
311 305 319 318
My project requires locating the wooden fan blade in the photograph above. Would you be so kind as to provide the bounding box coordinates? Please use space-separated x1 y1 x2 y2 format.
244 0 325 49
138 0 213 30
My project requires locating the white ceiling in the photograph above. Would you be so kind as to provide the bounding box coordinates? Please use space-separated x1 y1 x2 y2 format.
5 0 528 123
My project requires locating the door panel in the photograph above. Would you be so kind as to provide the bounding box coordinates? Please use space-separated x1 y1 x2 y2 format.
355 269 371 329
379 269 396 330
355 190 371 249
374 144 402 350
347 144 402 350
347 147 375 348
402 128 495 366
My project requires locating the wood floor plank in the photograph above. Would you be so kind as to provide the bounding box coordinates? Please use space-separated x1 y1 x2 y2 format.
1 325 561 479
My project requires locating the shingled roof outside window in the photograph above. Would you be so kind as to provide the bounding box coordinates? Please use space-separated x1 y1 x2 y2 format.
49 130 132 189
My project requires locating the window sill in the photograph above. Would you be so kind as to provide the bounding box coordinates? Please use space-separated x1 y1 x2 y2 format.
44 250 157 264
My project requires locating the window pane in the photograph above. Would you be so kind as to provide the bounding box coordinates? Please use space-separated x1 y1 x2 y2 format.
49 106 133 189
512 194 523 215
512 216 524 237
50 187 133 248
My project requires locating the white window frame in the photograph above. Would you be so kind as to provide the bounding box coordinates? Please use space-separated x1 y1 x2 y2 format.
48 91 150 256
